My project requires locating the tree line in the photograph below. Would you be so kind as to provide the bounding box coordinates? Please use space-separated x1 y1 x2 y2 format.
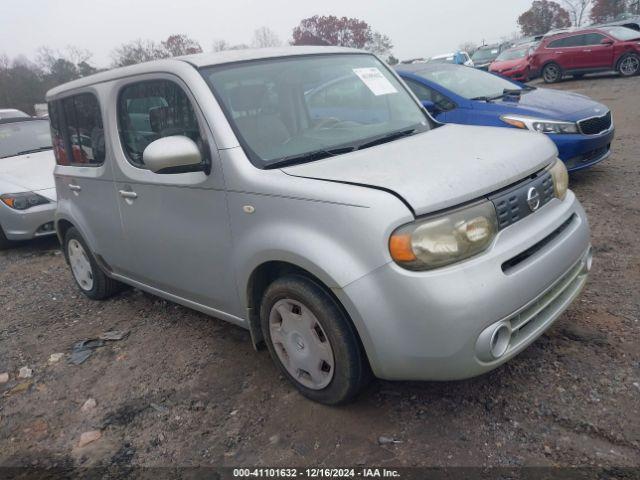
517 0 639 36
0 18 395 115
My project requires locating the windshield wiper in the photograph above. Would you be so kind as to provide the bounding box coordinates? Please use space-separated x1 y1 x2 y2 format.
264 126 425 169
264 146 357 169
14 146 53 156
356 127 422 151
472 87 532 102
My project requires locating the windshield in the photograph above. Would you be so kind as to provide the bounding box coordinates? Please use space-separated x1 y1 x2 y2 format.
201 54 429 167
0 120 52 159
496 47 528 61
601 26 640 41
414 64 521 99
472 47 500 63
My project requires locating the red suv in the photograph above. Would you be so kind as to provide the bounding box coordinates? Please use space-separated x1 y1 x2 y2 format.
530 26 640 83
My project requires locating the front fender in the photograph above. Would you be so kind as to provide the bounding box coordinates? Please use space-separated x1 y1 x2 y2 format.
227 187 413 311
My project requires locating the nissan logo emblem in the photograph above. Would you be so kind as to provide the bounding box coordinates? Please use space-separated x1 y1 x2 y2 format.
527 187 541 212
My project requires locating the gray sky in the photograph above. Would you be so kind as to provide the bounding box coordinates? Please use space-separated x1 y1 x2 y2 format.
3 0 535 66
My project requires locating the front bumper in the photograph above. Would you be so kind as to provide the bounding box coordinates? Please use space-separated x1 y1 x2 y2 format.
491 67 530 82
551 127 615 172
336 191 590 381
0 201 57 240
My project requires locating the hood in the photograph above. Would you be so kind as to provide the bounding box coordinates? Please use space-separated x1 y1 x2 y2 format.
0 149 57 195
486 87 608 121
490 58 528 72
283 124 557 216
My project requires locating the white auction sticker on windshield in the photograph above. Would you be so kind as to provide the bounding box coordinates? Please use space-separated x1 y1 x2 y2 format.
353 68 398 96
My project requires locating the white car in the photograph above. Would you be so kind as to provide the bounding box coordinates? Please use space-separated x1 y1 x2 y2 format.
427 52 474 67
0 108 30 120
0 118 57 248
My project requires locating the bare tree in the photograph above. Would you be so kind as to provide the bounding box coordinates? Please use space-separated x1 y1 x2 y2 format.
560 0 593 26
365 31 393 57
111 39 167 67
252 27 282 48
0 54 9 71
65 46 93 66
211 39 250 52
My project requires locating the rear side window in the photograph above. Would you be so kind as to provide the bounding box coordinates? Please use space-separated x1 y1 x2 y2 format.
548 35 584 48
48 93 105 166
117 80 206 170
48 102 68 165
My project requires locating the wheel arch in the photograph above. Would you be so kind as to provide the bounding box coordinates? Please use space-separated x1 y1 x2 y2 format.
55 218 75 244
615 51 640 72
244 260 372 374
542 60 562 75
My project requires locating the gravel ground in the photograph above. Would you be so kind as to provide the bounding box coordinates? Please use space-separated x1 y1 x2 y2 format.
0 74 639 470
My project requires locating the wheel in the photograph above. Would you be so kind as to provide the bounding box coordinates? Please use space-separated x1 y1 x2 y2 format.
0 226 12 250
618 54 640 77
542 63 562 83
63 227 124 300
260 275 370 405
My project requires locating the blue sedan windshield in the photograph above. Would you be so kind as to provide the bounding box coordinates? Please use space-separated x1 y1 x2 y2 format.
412 65 521 100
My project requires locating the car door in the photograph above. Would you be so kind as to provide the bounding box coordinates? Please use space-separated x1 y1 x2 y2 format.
110 75 241 317
546 35 581 70
50 91 126 269
578 33 615 69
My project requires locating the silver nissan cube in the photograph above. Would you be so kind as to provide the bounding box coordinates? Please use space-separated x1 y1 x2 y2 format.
49 47 592 404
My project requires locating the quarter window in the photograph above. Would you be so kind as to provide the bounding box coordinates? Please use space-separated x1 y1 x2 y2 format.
48 93 105 166
117 80 206 170
404 79 456 112
548 35 584 48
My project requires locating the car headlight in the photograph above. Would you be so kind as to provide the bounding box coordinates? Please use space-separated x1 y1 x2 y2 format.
0 192 50 210
501 114 578 134
548 159 569 201
389 201 498 271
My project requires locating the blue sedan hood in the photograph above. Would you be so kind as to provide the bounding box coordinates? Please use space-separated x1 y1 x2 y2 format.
483 87 608 121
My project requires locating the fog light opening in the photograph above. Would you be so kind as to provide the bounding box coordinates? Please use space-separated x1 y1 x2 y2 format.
585 248 593 273
490 324 511 359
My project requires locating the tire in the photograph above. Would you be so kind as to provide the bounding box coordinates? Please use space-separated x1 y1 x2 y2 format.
618 53 640 77
542 63 562 83
63 227 124 300
260 275 370 405
0 226 12 250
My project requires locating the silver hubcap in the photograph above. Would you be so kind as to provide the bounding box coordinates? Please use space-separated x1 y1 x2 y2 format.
545 65 558 81
621 57 639 76
68 239 94 291
269 299 335 390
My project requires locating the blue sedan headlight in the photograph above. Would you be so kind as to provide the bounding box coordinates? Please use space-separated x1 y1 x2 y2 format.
500 114 579 134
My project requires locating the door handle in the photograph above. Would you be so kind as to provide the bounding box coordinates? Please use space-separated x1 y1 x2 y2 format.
119 190 138 200
583 49 592 52
68 184 82 192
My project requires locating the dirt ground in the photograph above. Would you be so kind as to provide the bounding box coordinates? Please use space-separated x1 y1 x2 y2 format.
1 74 639 471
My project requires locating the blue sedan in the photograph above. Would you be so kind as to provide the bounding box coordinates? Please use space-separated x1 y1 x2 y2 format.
396 63 614 172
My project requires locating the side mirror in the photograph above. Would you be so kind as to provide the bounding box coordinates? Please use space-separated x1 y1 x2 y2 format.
600 38 614 45
142 136 203 174
421 100 439 115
